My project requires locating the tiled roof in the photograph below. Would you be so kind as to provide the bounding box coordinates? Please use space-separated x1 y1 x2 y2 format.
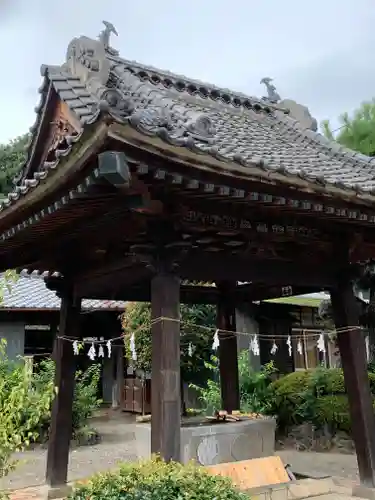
6 23 375 218
107 57 375 194
12 66 98 188
0 272 126 311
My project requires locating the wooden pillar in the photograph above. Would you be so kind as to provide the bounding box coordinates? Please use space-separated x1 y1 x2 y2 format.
331 278 375 487
112 344 125 409
46 293 81 489
151 269 181 462
217 283 240 413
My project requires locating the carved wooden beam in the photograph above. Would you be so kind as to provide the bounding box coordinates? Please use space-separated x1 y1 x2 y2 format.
125 156 375 227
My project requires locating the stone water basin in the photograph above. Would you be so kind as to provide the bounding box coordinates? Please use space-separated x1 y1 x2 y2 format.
135 416 276 466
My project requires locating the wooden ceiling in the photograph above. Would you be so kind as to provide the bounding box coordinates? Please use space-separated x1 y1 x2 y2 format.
0 138 373 301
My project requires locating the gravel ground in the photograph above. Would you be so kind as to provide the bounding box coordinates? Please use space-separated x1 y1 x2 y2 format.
0 411 137 491
0 411 360 491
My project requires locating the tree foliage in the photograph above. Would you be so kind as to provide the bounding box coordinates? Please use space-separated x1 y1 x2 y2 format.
0 350 102 486
0 339 54 481
121 302 216 386
0 134 28 198
322 100 375 156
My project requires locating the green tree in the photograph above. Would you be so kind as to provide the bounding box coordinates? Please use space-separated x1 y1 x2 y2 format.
322 100 375 156
0 134 29 198
322 101 375 359
121 302 216 409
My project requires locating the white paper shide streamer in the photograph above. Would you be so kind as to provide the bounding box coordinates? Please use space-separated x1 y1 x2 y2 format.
286 335 292 357
130 333 137 361
188 343 194 357
297 339 303 355
212 330 220 351
250 334 260 356
317 333 326 353
106 340 112 359
270 341 278 355
72 340 79 356
88 343 96 361
98 345 105 358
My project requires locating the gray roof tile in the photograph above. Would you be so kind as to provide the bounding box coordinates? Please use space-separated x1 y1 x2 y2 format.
0 271 126 311
105 57 375 195
5 30 375 220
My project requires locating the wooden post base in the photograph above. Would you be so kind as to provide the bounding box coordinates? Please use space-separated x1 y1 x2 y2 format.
41 484 72 500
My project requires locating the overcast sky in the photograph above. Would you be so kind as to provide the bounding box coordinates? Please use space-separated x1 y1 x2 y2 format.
0 0 374 143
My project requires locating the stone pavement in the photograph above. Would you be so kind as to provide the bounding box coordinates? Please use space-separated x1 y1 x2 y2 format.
278 451 359 483
9 486 44 500
1 411 136 497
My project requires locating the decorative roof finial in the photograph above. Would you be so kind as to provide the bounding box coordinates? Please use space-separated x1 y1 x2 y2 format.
260 77 281 103
98 21 118 51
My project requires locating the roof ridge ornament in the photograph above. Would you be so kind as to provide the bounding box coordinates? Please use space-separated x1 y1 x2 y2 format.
260 77 281 104
98 21 119 56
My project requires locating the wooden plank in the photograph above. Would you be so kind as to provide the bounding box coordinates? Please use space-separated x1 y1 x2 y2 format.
206 456 290 490
151 270 181 461
45 293 81 488
331 279 375 487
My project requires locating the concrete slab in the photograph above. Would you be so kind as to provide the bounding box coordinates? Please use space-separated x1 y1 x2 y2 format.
353 484 375 500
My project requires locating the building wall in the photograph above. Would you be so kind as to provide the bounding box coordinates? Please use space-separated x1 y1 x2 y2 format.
0 322 25 361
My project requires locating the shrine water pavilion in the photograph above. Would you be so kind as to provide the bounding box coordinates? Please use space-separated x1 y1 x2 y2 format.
2 21 375 492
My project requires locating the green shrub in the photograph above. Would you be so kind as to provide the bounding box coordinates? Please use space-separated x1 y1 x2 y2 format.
190 357 221 415
314 395 351 432
239 356 277 414
315 368 345 394
368 372 375 392
269 367 375 431
68 457 248 500
191 354 277 415
72 364 102 432
268 371 309 427
306 367 375 395
31 359 102 440
0 357 103 446
0 340 53 479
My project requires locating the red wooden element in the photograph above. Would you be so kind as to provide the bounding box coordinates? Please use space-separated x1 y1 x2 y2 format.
46 294 81 488
331 280 375 487
151 270 181 462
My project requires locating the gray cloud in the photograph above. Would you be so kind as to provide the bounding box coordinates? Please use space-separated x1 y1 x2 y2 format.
0 0 373 141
